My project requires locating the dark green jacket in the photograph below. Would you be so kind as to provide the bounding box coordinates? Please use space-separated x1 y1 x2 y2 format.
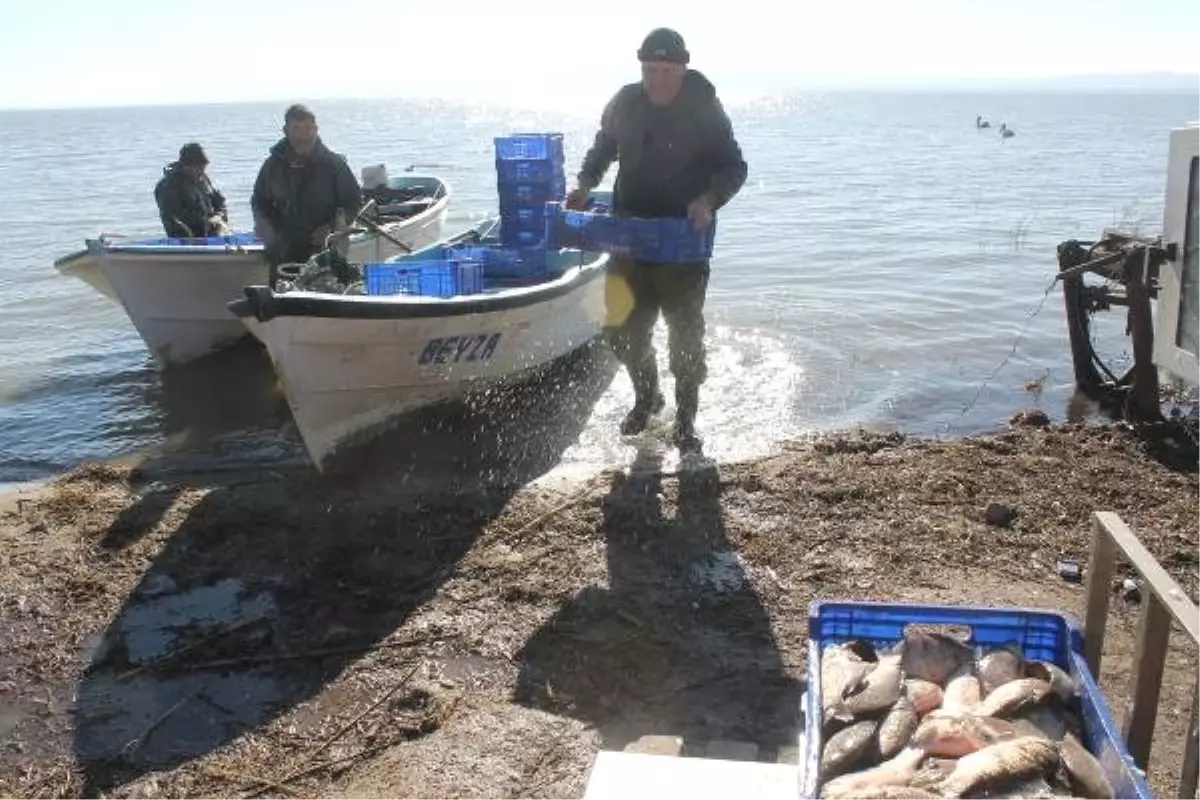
578 70 748 219
154 165 228 238
250 138 363 252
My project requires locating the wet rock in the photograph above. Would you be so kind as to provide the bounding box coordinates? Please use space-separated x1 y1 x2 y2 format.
1056 557 1082 583
984 503 1018 528
1011 409 1051 427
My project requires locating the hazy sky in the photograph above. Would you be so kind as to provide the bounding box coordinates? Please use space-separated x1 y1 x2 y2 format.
1 0 1197 110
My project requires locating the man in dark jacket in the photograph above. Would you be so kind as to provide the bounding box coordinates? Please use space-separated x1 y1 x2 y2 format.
154 143 229 238
565 28 747 453
250 104 363 276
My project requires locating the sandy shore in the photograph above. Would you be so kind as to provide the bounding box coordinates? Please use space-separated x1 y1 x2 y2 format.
0 418 1196 799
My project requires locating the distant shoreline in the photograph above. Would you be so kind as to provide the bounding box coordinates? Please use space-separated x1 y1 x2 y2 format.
1 75 1196 114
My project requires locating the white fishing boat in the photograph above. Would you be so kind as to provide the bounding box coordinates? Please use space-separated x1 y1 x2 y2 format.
53 173 451 367
227 219 610 472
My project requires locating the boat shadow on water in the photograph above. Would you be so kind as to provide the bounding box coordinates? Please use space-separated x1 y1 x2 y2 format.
72 338 620 796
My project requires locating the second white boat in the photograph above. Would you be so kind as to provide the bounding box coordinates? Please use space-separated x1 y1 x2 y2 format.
54 173 451 368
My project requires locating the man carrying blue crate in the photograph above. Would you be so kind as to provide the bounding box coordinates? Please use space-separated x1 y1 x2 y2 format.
251 104 364 284
565 27 747 453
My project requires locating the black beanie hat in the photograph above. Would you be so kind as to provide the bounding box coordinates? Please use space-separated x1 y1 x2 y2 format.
637 28 689 65
178 142 209 166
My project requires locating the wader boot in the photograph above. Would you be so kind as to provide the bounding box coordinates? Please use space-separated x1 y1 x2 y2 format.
670 381 703 453
620 364 665 435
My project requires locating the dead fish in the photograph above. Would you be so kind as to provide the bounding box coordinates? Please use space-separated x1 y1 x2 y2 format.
984 775 1068 799
901 629 975 686
906 678 945 715
821 719 878 779
936 735 1060 798
978 677 1053 718
911 711 1016 757
839 653 903 717
819 746 926 800
822 641 876 721
978 642 1025 696
1059 732 1115 799
877 695 920 759
852 786 940 799
1025 661 1079 704
1012 701 1068 742
909 757 957 791
941 664 983 714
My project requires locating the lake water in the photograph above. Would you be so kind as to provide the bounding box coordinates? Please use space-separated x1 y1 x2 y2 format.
0 91 1195 485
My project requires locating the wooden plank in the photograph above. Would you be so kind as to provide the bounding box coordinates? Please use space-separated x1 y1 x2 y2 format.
584 751 798 800
1121 593 1172 769
1093 512 1200 643
1084 515 1117 676
1181 683 1199 799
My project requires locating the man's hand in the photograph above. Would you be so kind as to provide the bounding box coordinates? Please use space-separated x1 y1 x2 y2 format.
687 196 714 232
209 215 231 235
310 225 333 246
564 183 592 211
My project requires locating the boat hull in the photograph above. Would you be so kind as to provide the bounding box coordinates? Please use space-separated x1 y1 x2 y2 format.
82 201 448 368
234 257 609 471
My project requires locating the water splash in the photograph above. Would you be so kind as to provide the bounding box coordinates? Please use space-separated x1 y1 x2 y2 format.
539 322 807 483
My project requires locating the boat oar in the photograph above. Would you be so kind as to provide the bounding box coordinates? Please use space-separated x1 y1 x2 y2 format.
357 213 413 254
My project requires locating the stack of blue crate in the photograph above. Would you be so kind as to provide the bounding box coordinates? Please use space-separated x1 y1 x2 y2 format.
494 133 565 249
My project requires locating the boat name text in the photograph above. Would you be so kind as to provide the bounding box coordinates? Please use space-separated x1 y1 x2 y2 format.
418 332 502 365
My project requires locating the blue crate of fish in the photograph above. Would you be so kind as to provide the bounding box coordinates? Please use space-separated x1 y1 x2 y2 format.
544 204 715 263
494 133 565 163
800 599 1152 799
363 261 484 298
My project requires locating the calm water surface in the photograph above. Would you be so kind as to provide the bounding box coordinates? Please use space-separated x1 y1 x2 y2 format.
0 92 1194 485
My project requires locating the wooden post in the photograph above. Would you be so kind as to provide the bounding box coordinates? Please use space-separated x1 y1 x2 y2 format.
1084 517 1117 677
1061 263 1101 391
1181 683 1199 799
1123 251 1161 421
1122 593 1172 770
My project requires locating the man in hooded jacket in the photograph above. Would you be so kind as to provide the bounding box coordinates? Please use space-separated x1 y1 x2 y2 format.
565 28 747 453
154 142 229 238
251 104 363 279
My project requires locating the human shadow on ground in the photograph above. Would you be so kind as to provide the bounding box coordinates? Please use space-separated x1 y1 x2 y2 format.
73 340 618 796
512 440 803 755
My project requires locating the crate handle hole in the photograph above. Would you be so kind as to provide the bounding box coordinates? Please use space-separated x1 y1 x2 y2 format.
902 622 974 642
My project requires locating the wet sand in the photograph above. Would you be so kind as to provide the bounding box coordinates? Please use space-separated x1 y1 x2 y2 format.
0 394 1196 798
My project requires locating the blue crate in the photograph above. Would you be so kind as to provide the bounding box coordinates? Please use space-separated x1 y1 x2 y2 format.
498 181 566 208
496 159 566 185
363 261 483 298
799 600 1152 799
445 244 552 278
544 204 715 263
494 133 565 163
502 206 549 228
500 229 545 248
500 209 550 248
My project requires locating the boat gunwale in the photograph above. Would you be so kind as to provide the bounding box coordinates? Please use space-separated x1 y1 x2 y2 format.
80 175 452 257
228 251 610 322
